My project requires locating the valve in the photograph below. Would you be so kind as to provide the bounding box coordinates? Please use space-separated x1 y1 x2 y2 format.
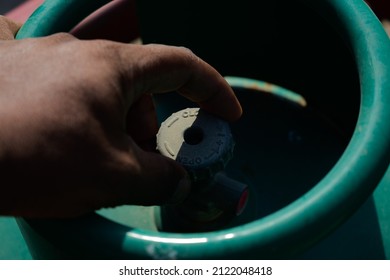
156 108 248 232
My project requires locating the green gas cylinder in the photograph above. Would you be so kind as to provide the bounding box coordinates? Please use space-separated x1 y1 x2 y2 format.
14 0 390 259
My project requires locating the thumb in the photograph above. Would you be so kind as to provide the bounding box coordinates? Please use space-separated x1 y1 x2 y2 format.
0 16 22 40
121 147 191 206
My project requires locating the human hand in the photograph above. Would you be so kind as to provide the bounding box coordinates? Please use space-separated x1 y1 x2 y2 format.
0 16 242 218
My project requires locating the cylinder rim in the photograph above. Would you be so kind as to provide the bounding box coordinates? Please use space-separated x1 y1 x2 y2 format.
16 0 390 259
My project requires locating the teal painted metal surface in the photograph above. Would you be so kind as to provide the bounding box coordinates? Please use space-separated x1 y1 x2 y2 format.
16 0 111 38
373 166 390 258
14 0 390 259
0 217 31 260
225 76 307 107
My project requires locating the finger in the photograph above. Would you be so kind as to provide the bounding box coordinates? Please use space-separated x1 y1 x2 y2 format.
118 44 243 122
0 16 22 40
383 19 390 37
125 94 158 151
120 144 191 206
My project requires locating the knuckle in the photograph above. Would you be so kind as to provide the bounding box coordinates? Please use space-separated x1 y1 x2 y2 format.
46 32 76 43
175 46 199 63
76 40 121 74
176 46 196 56
147 44 199 64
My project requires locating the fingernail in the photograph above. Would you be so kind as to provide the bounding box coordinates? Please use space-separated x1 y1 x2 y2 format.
168 176 191 204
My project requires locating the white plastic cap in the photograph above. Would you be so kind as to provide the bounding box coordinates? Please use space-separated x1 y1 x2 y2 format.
156 108 234 181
